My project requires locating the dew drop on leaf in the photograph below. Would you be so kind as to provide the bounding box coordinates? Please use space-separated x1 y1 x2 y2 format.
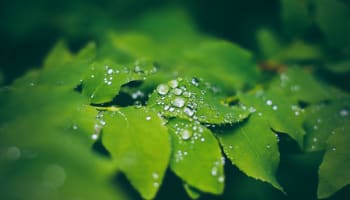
181 129 192 140
339 109 349 117
146 116 152 121
157 84 169 95
266 100 273 106
168 80 179 88
172 97 186 108
6 146 21 160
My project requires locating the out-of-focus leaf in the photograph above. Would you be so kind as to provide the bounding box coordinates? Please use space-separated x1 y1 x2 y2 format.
276 41 322 62
217 115 283 191
102 107 170 199
256 28 283 60
167 119 224 194
43 40 74 69
0 71 3 86
315 0 350 49
148 78 249 125
182 40 261 91
281 0 312 37
0 86 99 145
238 88 305 147
317 121 350 198
0 118 126 200
325 60 350 74
270 67 330 103
304 90 350 152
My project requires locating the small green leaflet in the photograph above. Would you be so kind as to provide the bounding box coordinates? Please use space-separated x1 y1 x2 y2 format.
148 78 250 125
101 107 170 199
238 88 305 147
182 40 261 91
184 184 201 199
317 121 350 199
217 115 283 192
270 67 330 103
82 59 157 104
167 119 224 195
304 98 350 152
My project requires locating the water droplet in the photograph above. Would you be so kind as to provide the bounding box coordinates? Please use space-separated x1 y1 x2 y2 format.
107 81 112 85
272 105 278 110
146 116 152 121
317 118 322 123
181 129 192 140
183 91 191 98
153 182 159 188
249 107 256 113
211 167 218 176
91 134 99 140
72 124 78 130
90 74 95 78
183 107 195 117
218 176 225 183
313 125 318 130
168 80 179 88
169 107 175 112
229 145 233 149
172 88 182 95
29 82 35 87
134 65 141 73
191 78 200 86
43 164 66 188
266 144 271 149
313 137 318 142
107 69 113 74
331 147 337 151
157 84 169 95
152 172 159 180
163 105 170 111
295 111 300 116
258 112 263 116
172 97 185 108
6 146 21 160
200 138 205 142
339 109 349 117
266 100 273 106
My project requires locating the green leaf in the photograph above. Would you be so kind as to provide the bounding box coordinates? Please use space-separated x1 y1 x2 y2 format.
256 28 283 60
217 115 283 191
0 85 99 145
43 40 74 69
281 0 312 37
270 67 330 103
304 91 350 152
238 88 305 147
182 40 261 90
82 59 156 104
167 119 224 194
102 107 171 199
317 121 350 198
184 184 201 199
325 59 350 74
148 78 250 125
315 0 350 49
0 119 126 200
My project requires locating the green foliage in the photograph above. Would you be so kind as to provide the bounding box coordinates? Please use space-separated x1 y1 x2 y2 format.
1 2 350 200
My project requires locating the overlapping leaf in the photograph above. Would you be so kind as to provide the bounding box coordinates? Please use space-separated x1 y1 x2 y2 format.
101 107 170 199
167 119 225 194
317 121 350 199
217 115 283 191
82 59 157 104
238 88 305 147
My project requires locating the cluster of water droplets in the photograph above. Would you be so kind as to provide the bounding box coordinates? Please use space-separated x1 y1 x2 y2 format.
92 111 106 140
279 73 300 93
156 78 198 120
210 159 225 183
